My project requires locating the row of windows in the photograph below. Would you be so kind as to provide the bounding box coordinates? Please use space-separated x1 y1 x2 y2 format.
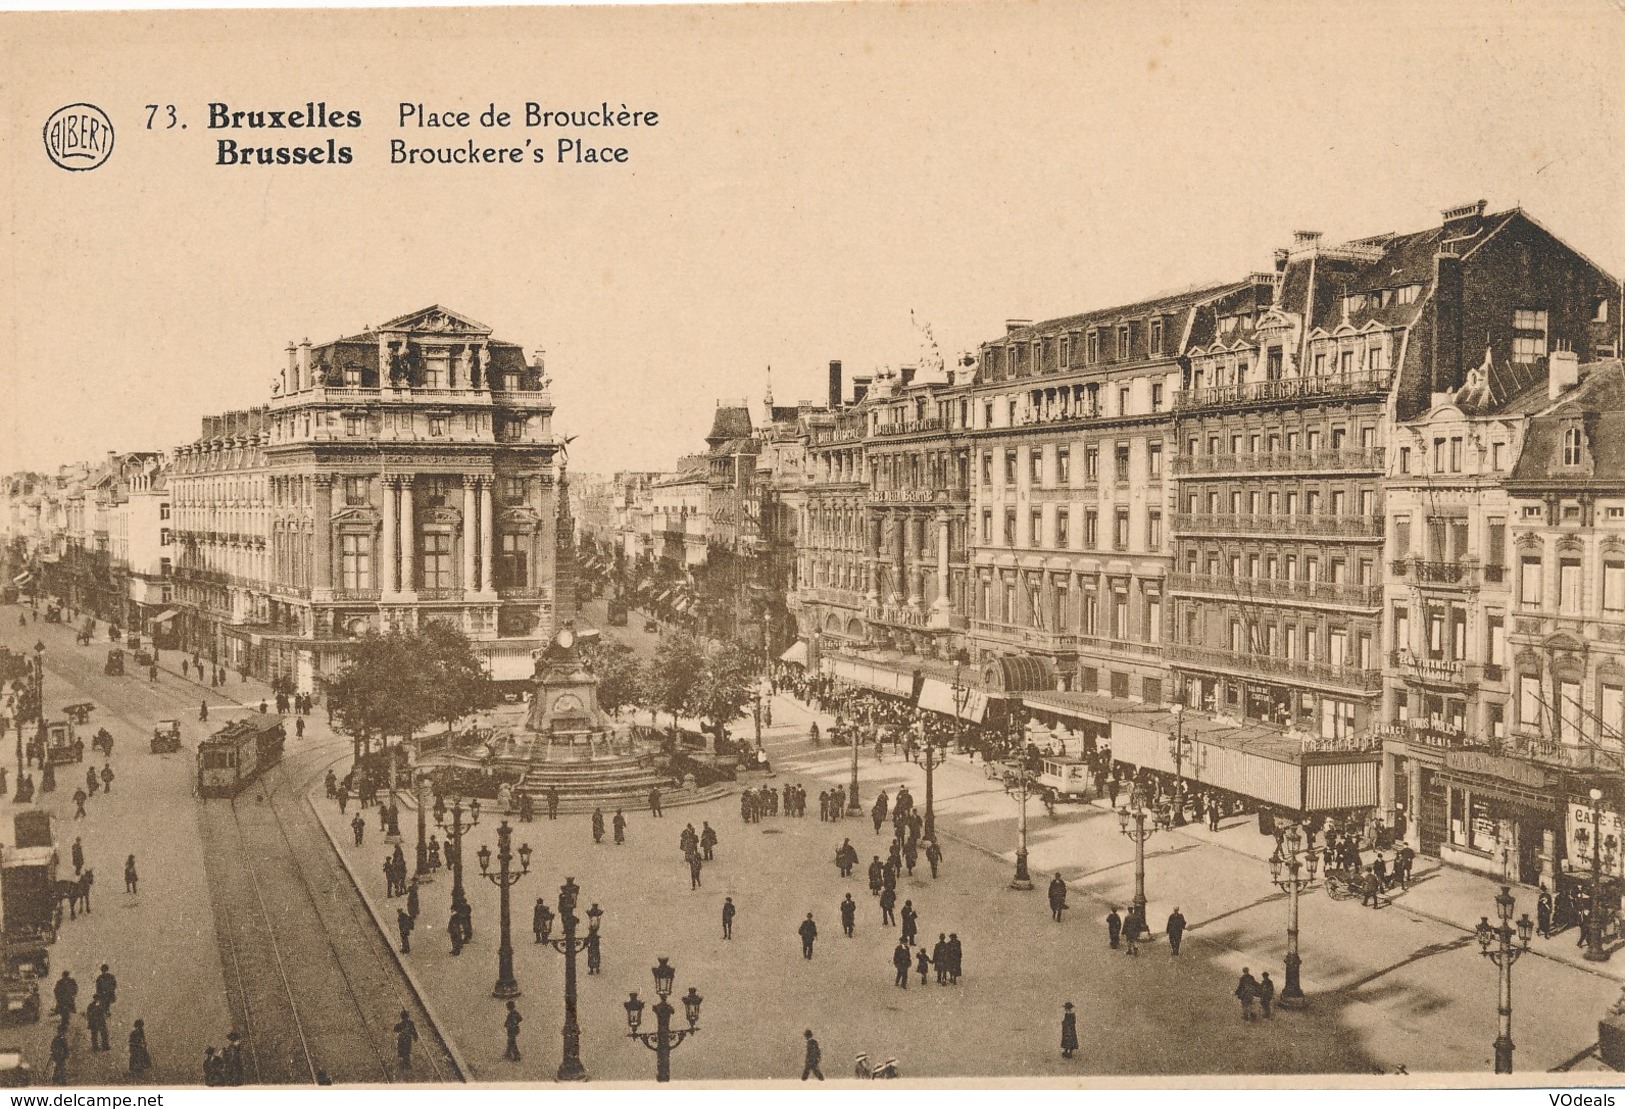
981 505 1162 552
333 532 531 590
1517 554 1625 615
982 442 1164 487
1185 487 1377 517
1187 425 1377 457
984 317 1170 378
974 571 1162 643
1184 549 1378 585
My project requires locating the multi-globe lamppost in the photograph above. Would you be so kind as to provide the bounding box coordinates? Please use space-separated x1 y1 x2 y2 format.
845 695 863 816
1003 704 1034 890
533 877 604 1081
1583 786 1616 963
925 648 969 843
476 819 532 999
623 956 703 1082
32 641 44 777
1117 785 1160 926
1475 884 1534 1074
433 792 481 942
1267 822 1318 1008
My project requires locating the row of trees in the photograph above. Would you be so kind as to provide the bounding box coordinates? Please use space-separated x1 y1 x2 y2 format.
325 624 497 762
585 630 759 748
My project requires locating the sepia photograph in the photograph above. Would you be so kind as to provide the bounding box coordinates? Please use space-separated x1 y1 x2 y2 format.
2 0 1624 1092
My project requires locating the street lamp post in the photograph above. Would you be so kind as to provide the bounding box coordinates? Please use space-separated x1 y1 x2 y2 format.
533 877 603 1081
1585 787 1615 963
1167 704 1186 820
476 819 533 999
1003 705 1033 890
1475 885 1535 1074
433 793 481 942
845 697 863 816
1268 823 1319 1008
413 773 432 881
623 956 703 1083
1117 787 1158 925
32 641 44 771
950 653 968 756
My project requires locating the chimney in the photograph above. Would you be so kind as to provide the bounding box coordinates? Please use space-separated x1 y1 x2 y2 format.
827 360 843 410
1274 248 1290 273
900 365 917 387
1005 319 1032 334
1441 199 1487 239
297 338 312 384
533 349 547 372
1550 348 1581 398
1432 250 1464 394
1293 231 1322 247
286 342 298 387
851 375 872 404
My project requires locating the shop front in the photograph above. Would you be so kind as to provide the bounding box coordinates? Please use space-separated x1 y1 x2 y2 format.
1430 750 1562 885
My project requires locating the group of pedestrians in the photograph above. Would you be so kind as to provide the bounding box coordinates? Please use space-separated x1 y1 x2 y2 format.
50 965 142 1085
740 783 805 821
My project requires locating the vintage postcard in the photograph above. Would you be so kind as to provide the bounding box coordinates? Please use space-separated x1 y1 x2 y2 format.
2 0 1624 1093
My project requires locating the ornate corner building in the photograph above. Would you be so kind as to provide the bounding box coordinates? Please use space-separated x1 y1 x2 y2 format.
168 305 570 691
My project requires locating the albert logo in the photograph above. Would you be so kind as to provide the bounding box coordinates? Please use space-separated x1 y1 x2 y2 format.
43 103 114 171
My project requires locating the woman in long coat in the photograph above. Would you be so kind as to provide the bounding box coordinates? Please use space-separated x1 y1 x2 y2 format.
1060 1003 1079 1058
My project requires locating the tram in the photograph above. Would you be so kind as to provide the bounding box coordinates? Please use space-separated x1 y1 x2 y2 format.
196 716 287 798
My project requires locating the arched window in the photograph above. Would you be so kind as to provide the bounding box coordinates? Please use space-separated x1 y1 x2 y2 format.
1563 426 1583 466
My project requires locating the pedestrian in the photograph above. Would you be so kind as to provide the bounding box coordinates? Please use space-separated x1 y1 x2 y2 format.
586 926 602 974
383 856 397 898
53 970 78 1017
449 907 466 956
900 899 918 946
50 1023 68 1086
1236 968 1259 1021
1166 907 1187 956
879 886 897 927
688 852 703 890
1538 884 1554 938
397 907 414 953
1258 971 1276 1019
295 717 305 740
504 1000 522 1061
649 786 662 817
258 700 267 714
1107 776 1121 808
915 946 931 985
1060 1002 1079 1059
546 786 560 820
124 854 138 894
394 1010 418 1069
86 996 110 1051
810 721 820 746
407 878 419 922
592 807 605 844
1048 873 1067 922
868 856 883 896
352 812 365 846
100 763 114 793
73 787 88 819
799 912 818 959
222 1031 245 1085
95 964 116 1011
722 896 736 940
801 1030 824 1081
87 765 99 797
892 941 911 988
700 822 717 861
201 1046 222 1086
925 838 942 879
840 893 857 937
613 809 627 845
71 837 83 875
128 1019 151 1077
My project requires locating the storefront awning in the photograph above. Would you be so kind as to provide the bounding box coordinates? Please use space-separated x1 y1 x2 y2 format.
150 609 180 625
828 656 915 697
485 652 537 682
779 641 808 666
917 677 988 724
1435 771 1561 814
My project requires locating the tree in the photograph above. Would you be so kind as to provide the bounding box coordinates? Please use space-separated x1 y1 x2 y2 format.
418 621 499 733
324 626 497 765
646 631 703 731
587 637 643 719
687 639 756 748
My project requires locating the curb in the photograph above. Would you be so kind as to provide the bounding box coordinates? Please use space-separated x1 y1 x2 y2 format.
304 757 474 1083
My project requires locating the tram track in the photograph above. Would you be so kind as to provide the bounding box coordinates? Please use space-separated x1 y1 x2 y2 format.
198 737 460 1084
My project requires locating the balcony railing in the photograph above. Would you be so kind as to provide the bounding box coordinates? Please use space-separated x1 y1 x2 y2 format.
332 588 380 602
798 586 863 606
1503 732 1625 772
873 418 945 437
867 487 967 505
1173 448 1385 476
1386 649 1479 686
1172 512 1383 539
1167 643 1383 693
1174 370 1395 412
1166 571 1381 608
867 603 929 628
1390 558 1480 588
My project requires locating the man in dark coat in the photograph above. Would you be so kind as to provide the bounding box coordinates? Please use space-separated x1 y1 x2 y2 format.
86 997 110 1051
1106 907 1122 949
397 907 414 954
592 808 606 844
648 787 663 817
1538 884 1554 938
449 907 466 955
533 897 549 942
1235 968 1259 1021
406 879 420 921
892 941 912 988
1048 874 1068 922
503 1000 522 1061
840 893 857 937
931 934 950 984
50 1025 68 1085
613 809 627 845
900 900 918 945
925 839 942 878
1165 908 1187 956
1257 971 1276 1019
798 912 818 959
394 1011 418 1069
222 1031 245 1085
879 886 897 927
53 970 78 1017
352 812 365 846
700 823 717 860
546 786 560 820
94 965 116 1012
722 897 736 940
868 856 884 896
801 1030 823 1081
688 852 703 890
947 933 963 983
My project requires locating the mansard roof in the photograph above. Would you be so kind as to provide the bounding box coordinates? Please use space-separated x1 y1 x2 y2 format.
1508 360 1625 486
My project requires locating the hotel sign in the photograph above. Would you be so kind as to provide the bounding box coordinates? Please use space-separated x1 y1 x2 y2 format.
1443 749 1553 790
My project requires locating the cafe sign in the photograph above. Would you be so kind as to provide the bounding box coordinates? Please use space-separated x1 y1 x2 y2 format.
1444 749 1553 790
1567 801 1625 880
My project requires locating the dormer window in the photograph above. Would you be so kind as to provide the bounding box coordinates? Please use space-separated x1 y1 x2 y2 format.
1513 308 1548 364
1562 424 1583 467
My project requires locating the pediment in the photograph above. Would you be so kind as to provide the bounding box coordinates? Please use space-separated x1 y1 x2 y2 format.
499 505 543 530
421 505 464 527
331 506 381 527
376 305 493 336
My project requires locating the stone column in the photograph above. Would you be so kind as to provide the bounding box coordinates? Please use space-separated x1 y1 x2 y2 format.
313 476 333 595
399 477 416 594
892 514 907 605
932 512 953 617
479 478 496 594
382 476 398 594
463 478 479 593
